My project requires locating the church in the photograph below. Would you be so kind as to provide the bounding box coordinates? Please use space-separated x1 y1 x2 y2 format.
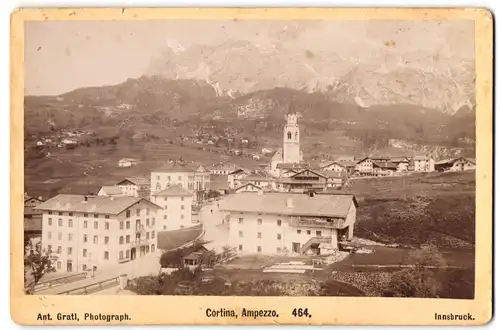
270 106 306 177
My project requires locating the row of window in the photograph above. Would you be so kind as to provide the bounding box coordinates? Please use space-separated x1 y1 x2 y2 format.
48 211 111 218
163 214 186 220
237 245 283 253
47 218 157 230
239 231 282 239
47 218 110 229
236 230 323 239
118 231 155 244
119 218 155 230
125 208 151 218
237 218 282 226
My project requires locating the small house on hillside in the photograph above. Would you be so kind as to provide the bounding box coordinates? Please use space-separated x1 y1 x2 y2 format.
118 158 139 168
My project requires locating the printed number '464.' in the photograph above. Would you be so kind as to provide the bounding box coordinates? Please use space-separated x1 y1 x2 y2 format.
292 308 311 318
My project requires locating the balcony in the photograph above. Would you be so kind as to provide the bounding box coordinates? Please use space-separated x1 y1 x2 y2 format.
129 239 150 247
290 216 344 229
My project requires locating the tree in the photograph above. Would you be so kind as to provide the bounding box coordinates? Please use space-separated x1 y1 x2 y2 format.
382 245 447 298
24 239 55 294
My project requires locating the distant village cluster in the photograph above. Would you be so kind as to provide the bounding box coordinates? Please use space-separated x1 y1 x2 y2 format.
24 111 476 275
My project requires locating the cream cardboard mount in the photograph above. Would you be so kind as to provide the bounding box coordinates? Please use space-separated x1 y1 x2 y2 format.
10 7 493 326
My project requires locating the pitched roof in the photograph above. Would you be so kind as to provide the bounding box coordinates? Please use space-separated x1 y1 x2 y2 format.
35 194 161 215
116 177 150 186
240 172 274 182
372 161 398 170
271 148 283 161
316 170 348 178
210 175 230 191
98 186 123 195
220 192 357 218
235 182 262 191
153 185 193 197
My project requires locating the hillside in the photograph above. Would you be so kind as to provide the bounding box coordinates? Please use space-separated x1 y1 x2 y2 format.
24 76 475 159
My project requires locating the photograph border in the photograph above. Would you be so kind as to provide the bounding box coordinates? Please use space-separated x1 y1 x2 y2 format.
10 7 493 325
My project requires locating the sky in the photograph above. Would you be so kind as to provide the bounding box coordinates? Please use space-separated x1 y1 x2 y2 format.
24 20 474 96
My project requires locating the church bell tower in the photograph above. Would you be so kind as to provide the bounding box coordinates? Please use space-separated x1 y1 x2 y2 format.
283 100 300 164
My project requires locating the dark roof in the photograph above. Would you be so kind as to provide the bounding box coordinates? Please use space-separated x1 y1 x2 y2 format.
157 224 203 251
372 162 398 170
153 185 193 197
35 194 161 215
240 172 274 182
220 192 357 218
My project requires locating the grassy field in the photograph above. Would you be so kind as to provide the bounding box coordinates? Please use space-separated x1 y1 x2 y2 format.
345 171 476 250
24 143 262 198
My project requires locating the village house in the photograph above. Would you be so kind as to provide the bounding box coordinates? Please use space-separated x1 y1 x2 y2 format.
237 172 276 190
234 182 263 193
150 185 194 231
118 158 139 168
390 157 410 172
24 194 44 246
35 194 161 273
409 155 435 172
372 161 398 176
353 157 374 176
319 161 348 173
97 186 124 197
219 191 357 255
276 169 346 192
150 163 210 202
210 163 238 175
435 157 476 172
182 245 213 269
115 177 150 198
227 168 249 189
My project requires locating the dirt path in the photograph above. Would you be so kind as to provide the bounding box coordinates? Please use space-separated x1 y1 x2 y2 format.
46 153 95 177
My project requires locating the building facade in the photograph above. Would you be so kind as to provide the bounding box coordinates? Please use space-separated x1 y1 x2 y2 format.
435 157 476 172
151 185 194 231
36 195 161 273
220 192 357 256
150 163 210 202
116 177 150 197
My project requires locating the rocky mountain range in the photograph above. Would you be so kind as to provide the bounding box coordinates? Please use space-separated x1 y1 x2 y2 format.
145 40 475 114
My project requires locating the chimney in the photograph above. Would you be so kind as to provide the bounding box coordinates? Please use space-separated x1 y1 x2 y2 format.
286 198 294 209
38 196 43 201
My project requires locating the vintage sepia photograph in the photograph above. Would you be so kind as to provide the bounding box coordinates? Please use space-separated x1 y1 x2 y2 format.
11 7 492 326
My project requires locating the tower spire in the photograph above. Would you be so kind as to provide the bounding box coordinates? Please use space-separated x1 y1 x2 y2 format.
288 96 296 115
